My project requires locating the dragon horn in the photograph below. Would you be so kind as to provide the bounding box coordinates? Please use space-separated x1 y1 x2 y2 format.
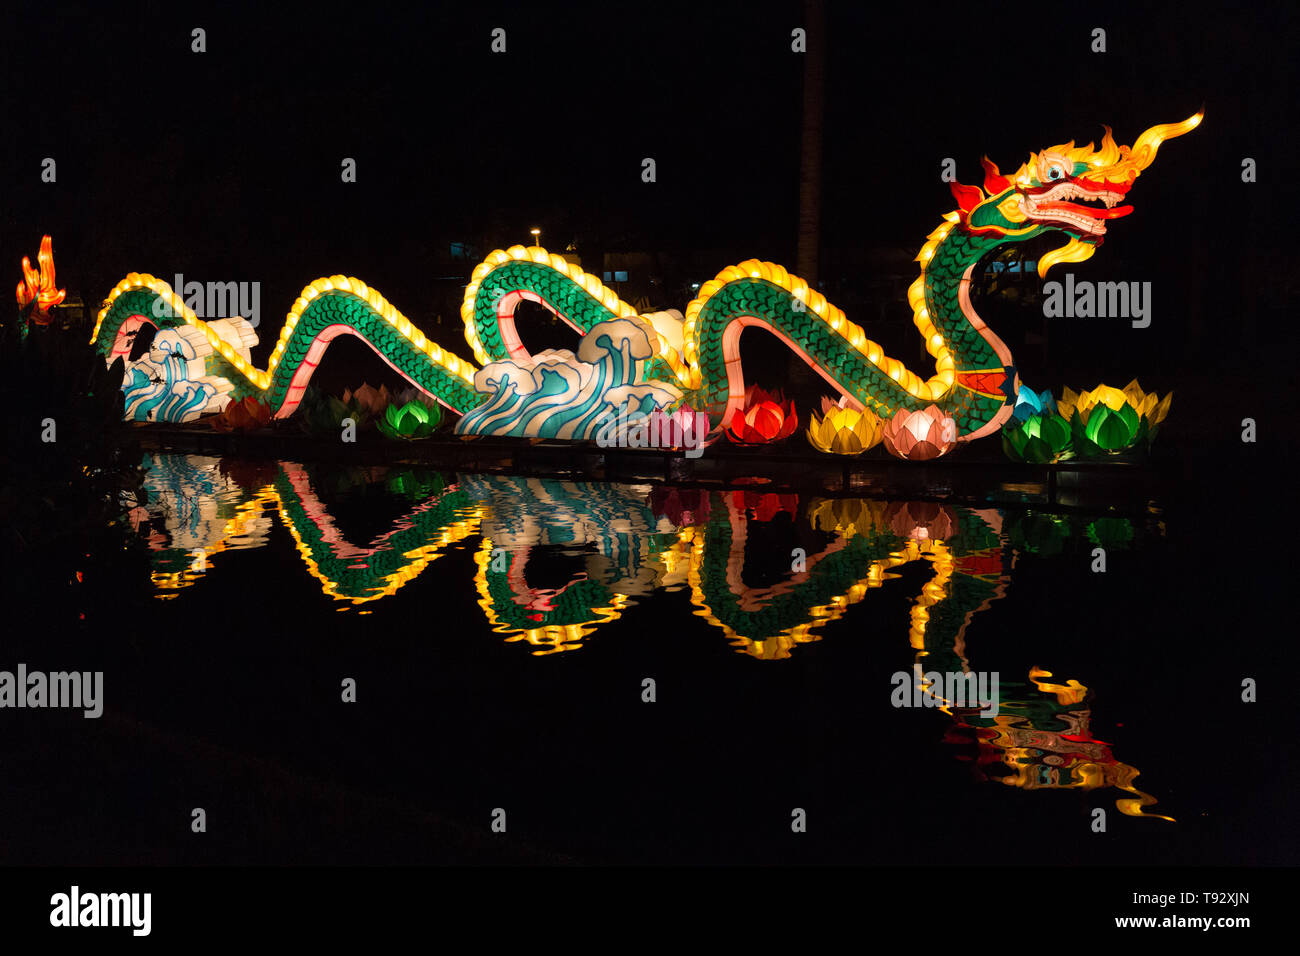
981 156 1011 194
1128 110 1203 172
949 180 983 214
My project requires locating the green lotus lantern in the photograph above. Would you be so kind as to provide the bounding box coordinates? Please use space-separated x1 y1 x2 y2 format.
1059 380 1171 458
1002 413 1073 463
378 399 442 440
1002 387 1073 463
297 384 387 437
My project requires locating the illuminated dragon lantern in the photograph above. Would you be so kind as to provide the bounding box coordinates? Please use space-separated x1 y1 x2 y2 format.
90 113 1201 439
951 113 1202 280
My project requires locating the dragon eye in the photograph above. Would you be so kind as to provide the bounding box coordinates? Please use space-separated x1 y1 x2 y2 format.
1048 166 1064 180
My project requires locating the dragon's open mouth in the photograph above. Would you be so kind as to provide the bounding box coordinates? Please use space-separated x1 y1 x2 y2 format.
1024 180 1133 235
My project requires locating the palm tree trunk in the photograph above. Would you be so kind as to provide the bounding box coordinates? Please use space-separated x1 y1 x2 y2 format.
796 0 825 285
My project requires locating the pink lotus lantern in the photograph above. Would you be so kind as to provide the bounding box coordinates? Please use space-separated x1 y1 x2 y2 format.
343 383 391 417
649 406 715 452
881 405 958 461
725 385 798 445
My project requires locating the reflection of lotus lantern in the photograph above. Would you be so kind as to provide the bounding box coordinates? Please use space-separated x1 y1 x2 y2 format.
1006 511 1069 555
1060 380 1172 457
806 397 883 455
730 489 799 522
881 405 958 461
885 501 958 541
1086 516 1135 551
725 385 798 445
807 497 889 537
218 457 280 489
648 486 711 526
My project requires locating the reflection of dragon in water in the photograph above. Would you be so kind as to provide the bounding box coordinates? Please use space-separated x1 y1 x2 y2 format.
92 115 1199 435
129 454 1172 820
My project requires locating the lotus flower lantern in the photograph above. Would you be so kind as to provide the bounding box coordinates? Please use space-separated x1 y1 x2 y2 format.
725 385 798 445
881 405 958 461
1059 380 1172 457
806 396 883 455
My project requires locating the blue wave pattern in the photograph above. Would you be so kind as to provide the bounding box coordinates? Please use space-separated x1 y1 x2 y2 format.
454 318 683 439
122 328 220 423
460 472 679 590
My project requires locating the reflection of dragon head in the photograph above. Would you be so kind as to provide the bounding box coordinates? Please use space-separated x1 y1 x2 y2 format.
950 112 1202 278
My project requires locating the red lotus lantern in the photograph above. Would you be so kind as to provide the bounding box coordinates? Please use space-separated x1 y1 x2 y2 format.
725 385 798 445
211 396 273 432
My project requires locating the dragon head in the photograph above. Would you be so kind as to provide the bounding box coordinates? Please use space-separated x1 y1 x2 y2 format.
949 111 1202 277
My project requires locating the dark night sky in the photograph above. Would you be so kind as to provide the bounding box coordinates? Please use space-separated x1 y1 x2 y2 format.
3 0 1296 415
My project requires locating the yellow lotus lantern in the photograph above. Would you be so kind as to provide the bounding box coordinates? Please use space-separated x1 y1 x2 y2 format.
1120 379 1174 435
1059 379 1172 456
807 397 883 455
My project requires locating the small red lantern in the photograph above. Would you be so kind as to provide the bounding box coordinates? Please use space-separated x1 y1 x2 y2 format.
725 385 798 445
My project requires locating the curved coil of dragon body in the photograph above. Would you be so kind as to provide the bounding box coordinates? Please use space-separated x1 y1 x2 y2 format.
91 114 1200 438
